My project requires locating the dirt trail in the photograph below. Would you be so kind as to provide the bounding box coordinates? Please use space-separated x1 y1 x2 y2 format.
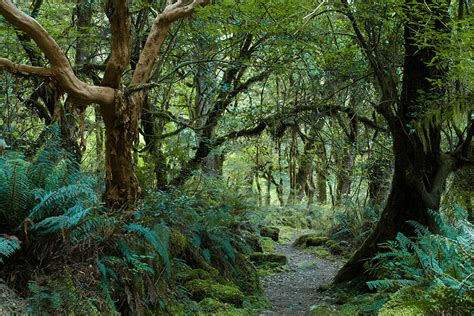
260 234 343 315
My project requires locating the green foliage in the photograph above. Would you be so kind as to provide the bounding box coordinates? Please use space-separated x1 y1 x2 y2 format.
0 153 34 226
0 237 21 263
0 126 101 261
27 270 100 316
332 203 380 246
365 207 474 314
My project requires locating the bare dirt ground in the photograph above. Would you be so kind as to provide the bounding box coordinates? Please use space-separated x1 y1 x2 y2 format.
260 234 344 315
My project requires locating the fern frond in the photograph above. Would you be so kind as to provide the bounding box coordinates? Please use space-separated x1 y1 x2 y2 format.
125 223 170 275
0 236 21 263
0 155 33 225
29 184 97 221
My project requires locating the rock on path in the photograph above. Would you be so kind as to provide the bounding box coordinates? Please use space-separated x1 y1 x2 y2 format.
261 235 343 315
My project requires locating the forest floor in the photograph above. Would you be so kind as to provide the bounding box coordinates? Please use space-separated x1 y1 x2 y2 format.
260 232 344 315
0 278 27 314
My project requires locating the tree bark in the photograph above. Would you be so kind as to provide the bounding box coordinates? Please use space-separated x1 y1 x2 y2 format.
335 149 354 203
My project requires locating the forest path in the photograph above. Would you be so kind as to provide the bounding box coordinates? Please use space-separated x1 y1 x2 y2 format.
260 232 343 315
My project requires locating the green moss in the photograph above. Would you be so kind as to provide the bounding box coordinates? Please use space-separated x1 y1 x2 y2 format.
259 226 280 241
260 237 274 253
249 253 287 266
169 229 188 257
233 253 263 295
241 231 263 253
325 240 343 255
256 262 288 277
185 279 245 306
379 305 425 316
198 297 228 311
293 234 328 248
176 268 213 283
29 268 101 315
278 226 299 243
310 304 339 315
304 246 332 259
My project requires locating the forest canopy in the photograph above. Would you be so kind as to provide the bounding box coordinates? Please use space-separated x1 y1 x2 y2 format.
0 0 473 314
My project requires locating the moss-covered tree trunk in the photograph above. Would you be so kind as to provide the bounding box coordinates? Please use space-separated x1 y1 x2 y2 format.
333 0 467 284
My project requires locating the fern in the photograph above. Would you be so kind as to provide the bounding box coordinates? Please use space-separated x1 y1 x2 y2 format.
32 205 93 234
125 223 171 275
29 184 98 222
0 236 21 263
0 153 34 226
368 207 474 313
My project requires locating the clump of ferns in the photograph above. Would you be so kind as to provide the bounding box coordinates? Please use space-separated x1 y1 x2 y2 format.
365 206 474 313
93 220 172 314
0 127 101 266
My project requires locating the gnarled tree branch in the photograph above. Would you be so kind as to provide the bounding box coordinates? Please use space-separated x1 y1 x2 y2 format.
0 0 115 106
0 57 52 76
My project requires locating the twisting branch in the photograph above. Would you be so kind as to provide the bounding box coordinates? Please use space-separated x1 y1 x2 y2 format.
101 0 132 88
0 57 52 76
0 0 115 106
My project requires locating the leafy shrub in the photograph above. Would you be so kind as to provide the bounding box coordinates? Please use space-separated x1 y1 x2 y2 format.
0 237 21 263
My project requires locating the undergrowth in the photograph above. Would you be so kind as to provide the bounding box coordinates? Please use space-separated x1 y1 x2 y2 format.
0 127 265 315
342 206 474 314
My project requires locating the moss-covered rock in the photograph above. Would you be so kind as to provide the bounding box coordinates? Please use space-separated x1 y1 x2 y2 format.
310 304 339 315
293 234 329 248
198 297 228 311
260 226 280 241
185 279 245 306
249 253 287 266
233 253 263 295
305 246 332 259
325 240 343 255
260 237 274 253
176 268 214 283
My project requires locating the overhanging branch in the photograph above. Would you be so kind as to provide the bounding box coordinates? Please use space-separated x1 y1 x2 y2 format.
0 57 52 77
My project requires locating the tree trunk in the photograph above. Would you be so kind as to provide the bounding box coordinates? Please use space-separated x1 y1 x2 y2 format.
335 149 354 203
296 139 315 202
95 107 104 176
367 154 391 207
316 171 327 204
101 100 140 207
334 159 438 282
334 0 453 284
202 152 224 177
